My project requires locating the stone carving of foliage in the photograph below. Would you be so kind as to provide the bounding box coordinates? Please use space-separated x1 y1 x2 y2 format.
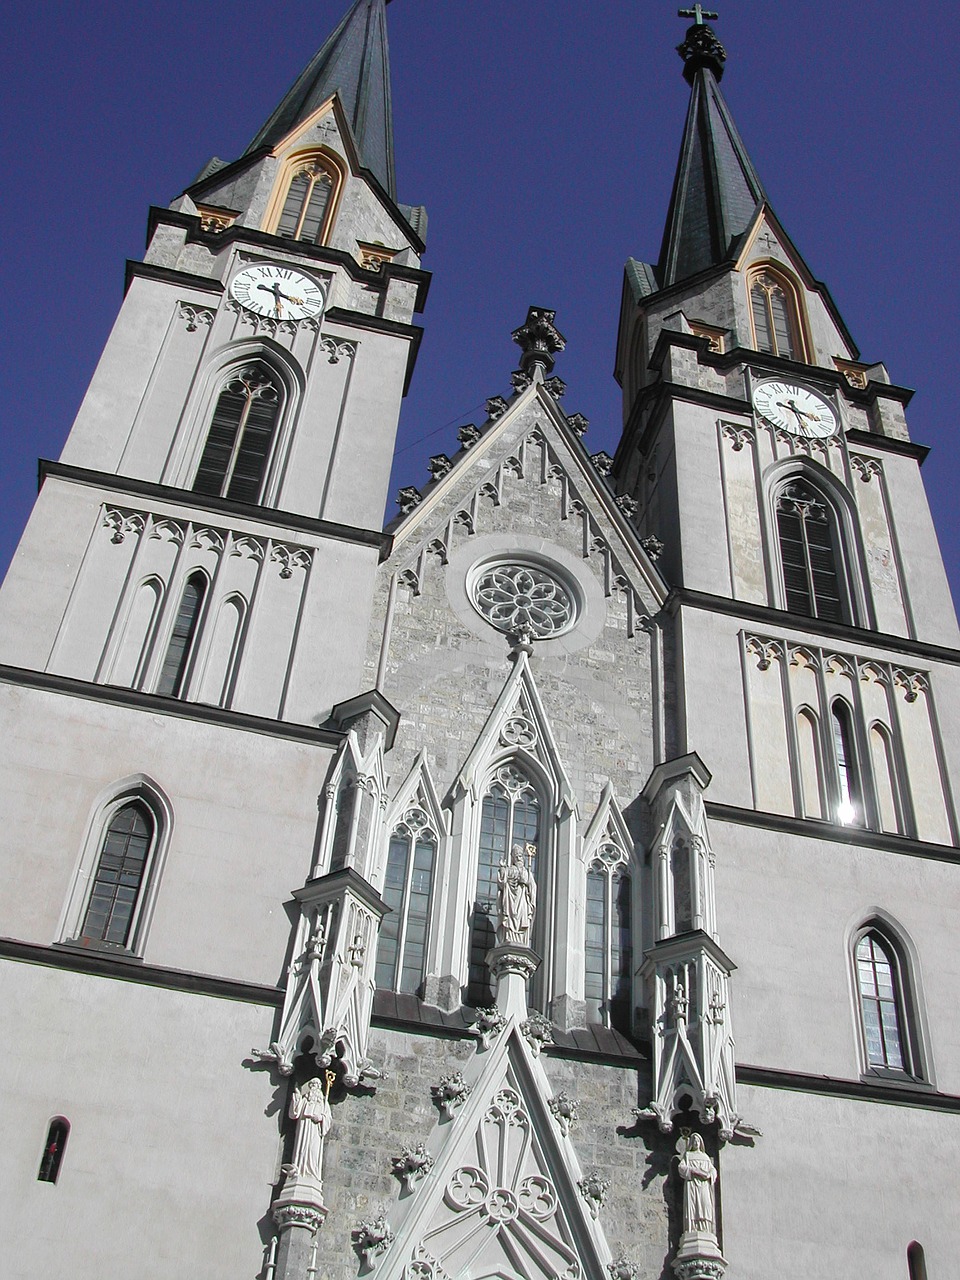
470 1006 506 1050
548 1092 579 1138
352 1213 394 1267
392 1142 434 1191
578 1171 609 1220
431 1071 471 1121
520 1012 554 1057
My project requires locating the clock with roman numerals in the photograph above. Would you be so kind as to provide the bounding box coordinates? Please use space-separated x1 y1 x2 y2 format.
752 379 838 438
229 264 326 321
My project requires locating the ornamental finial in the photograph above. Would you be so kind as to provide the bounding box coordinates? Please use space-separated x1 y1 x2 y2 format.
677 6 726 83
511 307 566 379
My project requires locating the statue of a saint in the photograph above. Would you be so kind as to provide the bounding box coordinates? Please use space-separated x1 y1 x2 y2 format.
285 1075 333 1183
497 843 537 945
677 1133 717 1236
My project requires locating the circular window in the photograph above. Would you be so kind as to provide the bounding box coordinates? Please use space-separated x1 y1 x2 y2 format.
470 559 577 639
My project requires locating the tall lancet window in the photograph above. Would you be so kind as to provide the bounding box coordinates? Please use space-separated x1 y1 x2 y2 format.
79 801 155 949
156 573 206 698
775 478 847 622
193 365 282 504
468 763 540 1007
855 931 909 1072
375 807 437 995
749 269 802 359
831 700 863 826
585 847 633 1033
276 159 335 243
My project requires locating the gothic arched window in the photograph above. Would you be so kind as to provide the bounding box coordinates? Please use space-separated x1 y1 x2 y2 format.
775 477 848 622
831 700 863 826
193 365 283 504
78 800 156 949
274 155 338 244
156 572 207 698
748 266 804 360
37 1117 70 1184
855 929 912 1072
907 1242 928 1280
468 763 540 1006
375 808 437 995
585 849 633 1033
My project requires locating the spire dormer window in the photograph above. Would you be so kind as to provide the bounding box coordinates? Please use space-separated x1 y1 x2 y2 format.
268 152 342 246
747 265 806 361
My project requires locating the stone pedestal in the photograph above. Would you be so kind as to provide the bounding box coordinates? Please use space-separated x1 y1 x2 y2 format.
672 1231 727 1280
487 942 540 1019
272 1179 327 1279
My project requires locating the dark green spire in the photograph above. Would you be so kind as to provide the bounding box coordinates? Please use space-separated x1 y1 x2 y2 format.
657 17 767 287
246 0 396 200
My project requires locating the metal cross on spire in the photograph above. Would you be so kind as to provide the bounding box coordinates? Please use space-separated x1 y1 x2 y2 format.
678 5 719 24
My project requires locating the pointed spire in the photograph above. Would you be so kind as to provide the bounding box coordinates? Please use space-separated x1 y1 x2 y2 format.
246 0 396 199
657 13 767 288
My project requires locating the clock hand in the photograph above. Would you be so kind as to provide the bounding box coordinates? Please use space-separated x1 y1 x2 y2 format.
256 284 305 306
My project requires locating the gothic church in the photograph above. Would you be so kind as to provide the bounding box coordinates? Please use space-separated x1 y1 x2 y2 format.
1 3 957 1279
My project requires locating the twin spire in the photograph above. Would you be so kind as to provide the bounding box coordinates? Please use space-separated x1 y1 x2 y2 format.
246 0 396 199
245 1 767 292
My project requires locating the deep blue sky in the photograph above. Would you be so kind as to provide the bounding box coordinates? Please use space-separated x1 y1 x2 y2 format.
2 1 958 609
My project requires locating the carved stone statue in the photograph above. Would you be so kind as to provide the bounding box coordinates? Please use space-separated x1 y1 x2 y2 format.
285 1075 333 1183
497 843 537 945
677 1133 717 1236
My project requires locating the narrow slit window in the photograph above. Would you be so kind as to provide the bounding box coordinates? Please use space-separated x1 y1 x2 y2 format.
156 573 206 698
907 1242 928 1280
775 479 846 622
193 366 282 504
585 856 633 1033
37 1118 70 1184
749 271 800 359
832 701 863 826
79 801 154 948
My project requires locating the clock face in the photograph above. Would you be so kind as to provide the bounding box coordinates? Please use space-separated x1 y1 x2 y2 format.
229 264 326 321
753 380 838 438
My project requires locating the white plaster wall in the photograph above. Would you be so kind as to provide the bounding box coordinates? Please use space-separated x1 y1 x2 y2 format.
713 816 960 1093
0 682 334 985
722 1085 960 1279
0 961 279 1280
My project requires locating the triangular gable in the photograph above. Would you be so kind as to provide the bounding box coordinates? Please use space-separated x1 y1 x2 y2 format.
374 1022 614 1280
582 783 637 867
386 750 448 836
387 379 665 630
450 651 577 818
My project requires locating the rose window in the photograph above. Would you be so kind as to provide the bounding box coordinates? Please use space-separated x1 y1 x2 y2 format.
472 562 575 639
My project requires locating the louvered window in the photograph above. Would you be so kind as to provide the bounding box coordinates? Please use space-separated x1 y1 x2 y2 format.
79 802 154 948
468 764 540 1007
750 272 800 359
775 479 846 622
277 162 334 243
156 573 206 698
193 366 282 504
375 809 437 995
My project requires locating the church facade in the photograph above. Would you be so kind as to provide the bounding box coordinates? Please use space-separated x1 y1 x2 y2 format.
1 4 957 1279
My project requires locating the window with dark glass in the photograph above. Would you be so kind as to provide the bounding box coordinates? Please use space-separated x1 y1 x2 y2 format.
750 272 799 359
468 764 540 1006
156 573 206 698
375 810 437 994
37 1118 70 1184
831 701 863 826
585 854 632 1033
277 161 334 243
193 366 282 504
907 1242 928 1280
856 931 908 1072
78 801 154 948
775 478 846 622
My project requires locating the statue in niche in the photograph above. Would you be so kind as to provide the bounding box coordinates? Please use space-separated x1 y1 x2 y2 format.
284 1073 333 1184
497 843 537 945
677 1133 717 1236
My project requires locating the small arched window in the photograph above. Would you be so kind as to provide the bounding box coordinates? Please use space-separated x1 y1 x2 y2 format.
37 1117 70 1184
585 850 633 1033
870 723 903 835
831 700 863 826
193 365 283 504
156 572 206 698
907 1242 928 1280
275 156 338 244
375 808 437 995
775 477 848 622
855 929 911 1073
78 800 156 948
748 267 804 360
468 762 540 1006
